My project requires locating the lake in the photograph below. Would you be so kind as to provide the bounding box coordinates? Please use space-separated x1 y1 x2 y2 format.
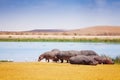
0 42 120 62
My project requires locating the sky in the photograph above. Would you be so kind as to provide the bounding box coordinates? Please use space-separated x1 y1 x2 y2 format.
0 0 120 31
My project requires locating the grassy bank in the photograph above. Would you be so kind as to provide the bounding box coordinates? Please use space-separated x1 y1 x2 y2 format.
0 62 120 80
0 60 13 62
0 38 120 43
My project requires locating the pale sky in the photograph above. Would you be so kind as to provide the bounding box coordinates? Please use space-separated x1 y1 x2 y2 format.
0 0 120 31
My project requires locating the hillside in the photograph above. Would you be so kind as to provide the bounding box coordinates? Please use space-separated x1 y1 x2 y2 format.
0 26 120 36
67 26 120 35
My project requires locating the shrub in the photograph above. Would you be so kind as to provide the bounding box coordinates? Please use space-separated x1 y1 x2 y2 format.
114 56 120 64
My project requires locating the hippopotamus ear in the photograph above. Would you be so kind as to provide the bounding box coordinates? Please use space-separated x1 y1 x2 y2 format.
51 49 60 52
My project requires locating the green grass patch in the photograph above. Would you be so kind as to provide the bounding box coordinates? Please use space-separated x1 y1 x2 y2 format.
0 60 13 62
0 38 120 43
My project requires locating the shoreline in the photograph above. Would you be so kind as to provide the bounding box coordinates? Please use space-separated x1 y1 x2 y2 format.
0 35 120 43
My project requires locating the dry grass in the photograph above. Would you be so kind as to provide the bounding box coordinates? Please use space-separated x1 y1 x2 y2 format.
1 35 120 39
0 62 120 80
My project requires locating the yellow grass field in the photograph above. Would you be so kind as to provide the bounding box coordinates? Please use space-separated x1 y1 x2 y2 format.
0 62 120 80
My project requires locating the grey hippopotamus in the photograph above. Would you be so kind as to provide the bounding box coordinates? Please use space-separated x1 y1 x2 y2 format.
69 55 114 65
69 55 98 65
38 49 60 62
78 50 99 56
90 55 114 64
101 57 114 64
55 50 99 63
55 50 78 63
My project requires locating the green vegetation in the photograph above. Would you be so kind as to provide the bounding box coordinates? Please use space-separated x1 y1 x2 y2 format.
0 38 120 43
114 56 120 64
0 60 13 62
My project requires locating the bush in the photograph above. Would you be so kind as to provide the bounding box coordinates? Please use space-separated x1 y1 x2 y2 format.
0 60 13 62
114 56 120 64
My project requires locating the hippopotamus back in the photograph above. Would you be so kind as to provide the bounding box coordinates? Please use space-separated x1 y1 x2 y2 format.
78 50 99 56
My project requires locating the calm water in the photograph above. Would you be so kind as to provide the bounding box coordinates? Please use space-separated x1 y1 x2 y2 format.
0 42 120 62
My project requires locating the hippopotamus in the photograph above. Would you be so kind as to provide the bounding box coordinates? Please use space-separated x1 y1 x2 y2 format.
69 55 98 65
55 50 78 63
102 57 114 64
87 55 114 64
38 49 60 62
54 50 99 63
78 50 99 56
89 55 104 64
51 49 60 52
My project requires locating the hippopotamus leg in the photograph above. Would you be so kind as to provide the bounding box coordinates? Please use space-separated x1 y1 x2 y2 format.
67 60 69 63
47 59 49 62
45 58 49 62
53 58 59 62
60 59 63 63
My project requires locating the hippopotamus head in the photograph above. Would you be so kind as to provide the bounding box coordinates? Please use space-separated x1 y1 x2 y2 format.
103 58 114 64
38 55 44 62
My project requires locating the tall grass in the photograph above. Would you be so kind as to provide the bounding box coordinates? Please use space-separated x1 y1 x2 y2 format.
0 38 120 43
114 56 120 64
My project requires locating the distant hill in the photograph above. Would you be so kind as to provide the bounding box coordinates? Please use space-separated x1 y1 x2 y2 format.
67 26 120 35
0 26 120 36
27 29 65 32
